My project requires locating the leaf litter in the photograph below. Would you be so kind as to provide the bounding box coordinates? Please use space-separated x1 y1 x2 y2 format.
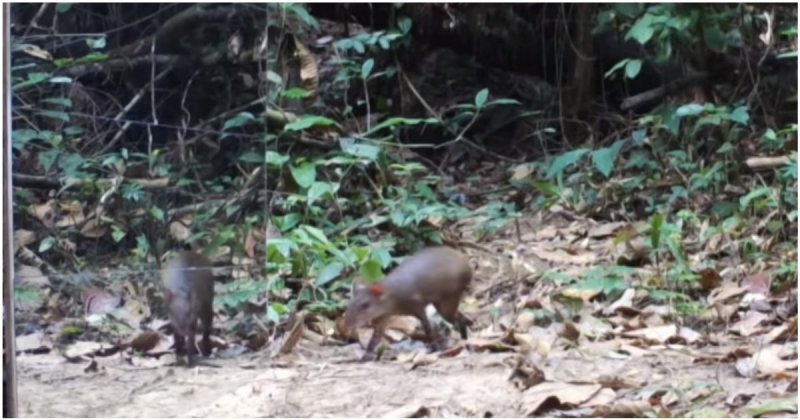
16 199 797 418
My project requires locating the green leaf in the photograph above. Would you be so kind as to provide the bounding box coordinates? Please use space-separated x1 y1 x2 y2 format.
48 76 72 84
604 58 630 79
307 181 333 204
361 58 374 79
359 259 383 281
111 226 126 242
42 97 72 108
316 262 344 286
475 88 489 108
703 26 726 51
299 225 329 244
222 112 255 131
675 103 705 117
625 59 642 79
546 148 589 179
55 3 71 13
365 117 438 135
39 236 56 253
290 163 316 188
284 115 337 131
743 398 797 418
626 14 655 44
38 149 60 172
13 72 49 89
149 206 165 222
728 106 749 124
340 137 380 160
739 187 774 210
36 110 70 123
592 145 621 178
266 70 282 84
85 37 106 50
282 3 319 30
397 16 413 34
12 129 40 150
266 151 290 167
239 152 263 164
280 87 310 99
650 213 664 249
631 129 647 145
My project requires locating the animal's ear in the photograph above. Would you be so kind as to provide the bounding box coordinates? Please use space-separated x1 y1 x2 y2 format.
368 283 384 297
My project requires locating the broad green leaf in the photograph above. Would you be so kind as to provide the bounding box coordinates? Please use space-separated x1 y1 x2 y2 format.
398 16 413 34
290 163 316 188
39 236 56 253
728 106 749 124
631 129 647 145
85 37 106 50
222 112 255 131
239 152 263 164
650 213 664 249
266 70 282 84
626 14 655 44
625 59 642 79
283 115 337 131
316 262 344 286
592 146 618 178
743 398 797 418
55 3 71 13
739 187 774 210
299 225 329 244
475 88 489 108
675 103 705 117
340 137 380 160
359 259 383 281
149 206 165 222
307 181 333 204
703 26 726 51
604 58 630 79
266 151 290 167
361 58 374 79
111 225 126 242
546 148 589 179
36 110 70 123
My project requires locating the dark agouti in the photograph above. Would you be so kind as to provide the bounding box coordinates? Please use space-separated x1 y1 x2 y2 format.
162 250 215 366
344 246 473 360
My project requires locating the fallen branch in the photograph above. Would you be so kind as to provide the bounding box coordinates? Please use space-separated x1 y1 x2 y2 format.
746 156 791 172
620 71 709 112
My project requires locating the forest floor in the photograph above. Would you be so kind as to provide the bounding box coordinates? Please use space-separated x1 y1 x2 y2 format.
16 211 797 417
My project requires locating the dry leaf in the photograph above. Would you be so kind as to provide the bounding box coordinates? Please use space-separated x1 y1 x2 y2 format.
15 265 50 288
742 272 772 294
622 324 677 344
730 310 769 337
736 345 798 378
520 382 602 415
15 331 52 353
14 229 37 251
708 281 748 305
764 317 797 343
605 288 636 315
79 218 107 239
590 400 652 417
698 268 722 291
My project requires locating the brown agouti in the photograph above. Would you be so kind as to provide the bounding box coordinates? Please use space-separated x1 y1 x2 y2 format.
162 250 215 366
344 246 473 360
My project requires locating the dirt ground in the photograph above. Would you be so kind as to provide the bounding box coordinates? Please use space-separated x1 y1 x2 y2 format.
15 214 797 418
12 340 775 418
